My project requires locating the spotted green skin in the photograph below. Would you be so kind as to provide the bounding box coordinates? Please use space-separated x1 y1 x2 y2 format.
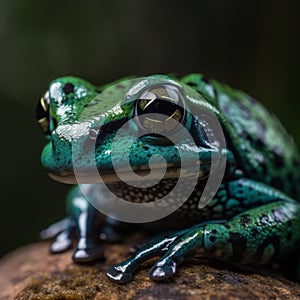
38 74 300 284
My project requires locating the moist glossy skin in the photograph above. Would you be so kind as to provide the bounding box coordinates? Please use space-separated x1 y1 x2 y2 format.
37 74 300 284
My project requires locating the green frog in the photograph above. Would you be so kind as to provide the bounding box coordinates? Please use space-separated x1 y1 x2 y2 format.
36 74 300 284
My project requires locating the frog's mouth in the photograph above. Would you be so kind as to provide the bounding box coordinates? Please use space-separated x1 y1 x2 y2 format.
47 162 210 185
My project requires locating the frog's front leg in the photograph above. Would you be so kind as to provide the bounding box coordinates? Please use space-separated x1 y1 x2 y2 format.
107 181 300 284
41 185 104 263
67 186 105 263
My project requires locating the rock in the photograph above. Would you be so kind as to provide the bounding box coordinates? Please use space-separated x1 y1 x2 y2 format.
1 234 300 300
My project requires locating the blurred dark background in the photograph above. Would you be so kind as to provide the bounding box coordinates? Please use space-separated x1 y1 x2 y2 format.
0 0 299 258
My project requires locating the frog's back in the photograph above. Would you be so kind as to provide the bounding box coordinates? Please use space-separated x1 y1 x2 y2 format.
181 74 300 200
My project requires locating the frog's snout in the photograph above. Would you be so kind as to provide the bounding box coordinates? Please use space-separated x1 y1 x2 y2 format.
49 122 93 164
41 132 73 173
41 123 92 177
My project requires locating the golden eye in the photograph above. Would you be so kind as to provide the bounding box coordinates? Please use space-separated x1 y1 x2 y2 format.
40 96 48 111
135 85 186 135
36 92 51 135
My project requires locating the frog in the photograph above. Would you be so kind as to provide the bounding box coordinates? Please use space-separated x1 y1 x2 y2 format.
36 73 300 284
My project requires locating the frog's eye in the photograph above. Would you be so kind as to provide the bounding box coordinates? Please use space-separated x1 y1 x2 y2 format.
36 91 52 135
134 85 186 135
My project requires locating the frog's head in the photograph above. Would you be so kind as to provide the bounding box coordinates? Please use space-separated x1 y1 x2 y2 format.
36 75 225 185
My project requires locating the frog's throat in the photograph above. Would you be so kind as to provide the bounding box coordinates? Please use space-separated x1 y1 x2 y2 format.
47 167 207 185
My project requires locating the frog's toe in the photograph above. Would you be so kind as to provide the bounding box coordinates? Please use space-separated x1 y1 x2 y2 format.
106 231 186 283
149 258 177 281
149 228 202 281
106 265 135 284
50 230 73 253
50 238 72 253
40 217 73 240
72 239 103 263
106 258 140 284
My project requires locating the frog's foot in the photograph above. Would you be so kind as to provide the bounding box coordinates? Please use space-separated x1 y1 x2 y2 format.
72 237 104 263
39 217 103 260
40 217 76 253
106 228 191 284
40 217 73 240
50 229 74 253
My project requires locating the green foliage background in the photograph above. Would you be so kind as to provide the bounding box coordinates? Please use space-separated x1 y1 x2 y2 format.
0 0 299 257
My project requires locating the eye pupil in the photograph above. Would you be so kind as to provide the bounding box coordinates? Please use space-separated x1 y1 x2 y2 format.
139 99 176 115
135 85 185 134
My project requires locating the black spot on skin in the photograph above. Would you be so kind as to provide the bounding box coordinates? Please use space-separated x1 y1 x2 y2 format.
256 139 265 149
228 232 247 262
273 152 284 168
255 235 280 262
244 133 253 143
63 83 75 95
209 236 216 243
271 177 284 190
240 214 251 227
212 229 217 234
251 228 259 237
224 223 231 229
260 161 267 176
